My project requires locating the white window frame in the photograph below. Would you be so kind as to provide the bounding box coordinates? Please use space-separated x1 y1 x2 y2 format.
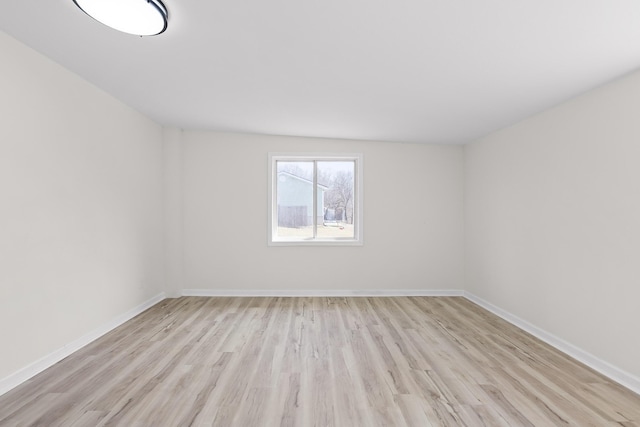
268 153 363 246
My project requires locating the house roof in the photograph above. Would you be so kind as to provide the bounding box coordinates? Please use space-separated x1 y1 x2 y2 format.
278 171 329 190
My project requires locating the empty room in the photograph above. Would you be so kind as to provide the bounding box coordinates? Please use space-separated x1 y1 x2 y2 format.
1 1 640 426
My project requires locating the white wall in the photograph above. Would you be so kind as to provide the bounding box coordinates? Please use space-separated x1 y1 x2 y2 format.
163 127 184 295
465 70 640 379
0 31 164 381
170 131 464 294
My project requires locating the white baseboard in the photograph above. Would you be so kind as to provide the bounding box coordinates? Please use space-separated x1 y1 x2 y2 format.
464 291 640 396
181 289 464 297
0 292 166 397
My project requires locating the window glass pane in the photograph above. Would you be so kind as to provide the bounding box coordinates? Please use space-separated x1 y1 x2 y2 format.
276 161 314 239
318 161 355 239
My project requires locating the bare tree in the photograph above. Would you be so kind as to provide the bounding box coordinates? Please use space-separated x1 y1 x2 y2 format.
324 170 354 224
278 163 313 180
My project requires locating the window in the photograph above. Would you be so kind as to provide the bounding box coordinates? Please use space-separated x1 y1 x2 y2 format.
268 153 363 245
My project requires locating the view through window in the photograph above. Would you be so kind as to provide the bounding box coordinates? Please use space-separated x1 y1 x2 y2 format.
269 154 362 244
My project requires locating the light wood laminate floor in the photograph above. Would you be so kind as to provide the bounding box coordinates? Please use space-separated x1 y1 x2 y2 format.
0 297 638 426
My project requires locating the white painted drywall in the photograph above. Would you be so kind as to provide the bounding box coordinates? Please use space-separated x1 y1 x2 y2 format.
163 127 184 297
175 131 464 293
0 31 164 380
465 70 640 379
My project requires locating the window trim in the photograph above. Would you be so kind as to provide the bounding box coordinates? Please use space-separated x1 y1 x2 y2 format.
268 152 363 246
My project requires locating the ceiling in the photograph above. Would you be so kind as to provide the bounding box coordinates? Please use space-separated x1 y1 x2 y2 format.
2 1 640 144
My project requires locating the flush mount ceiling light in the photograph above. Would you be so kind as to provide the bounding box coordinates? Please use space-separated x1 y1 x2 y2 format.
73 0 168 36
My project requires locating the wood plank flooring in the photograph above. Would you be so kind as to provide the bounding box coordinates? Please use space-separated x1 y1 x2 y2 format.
0 296 639 426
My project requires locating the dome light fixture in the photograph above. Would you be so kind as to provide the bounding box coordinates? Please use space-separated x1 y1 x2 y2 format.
72 0 168 36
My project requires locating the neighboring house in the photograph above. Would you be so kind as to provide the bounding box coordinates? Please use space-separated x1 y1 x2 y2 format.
277 171 328 227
